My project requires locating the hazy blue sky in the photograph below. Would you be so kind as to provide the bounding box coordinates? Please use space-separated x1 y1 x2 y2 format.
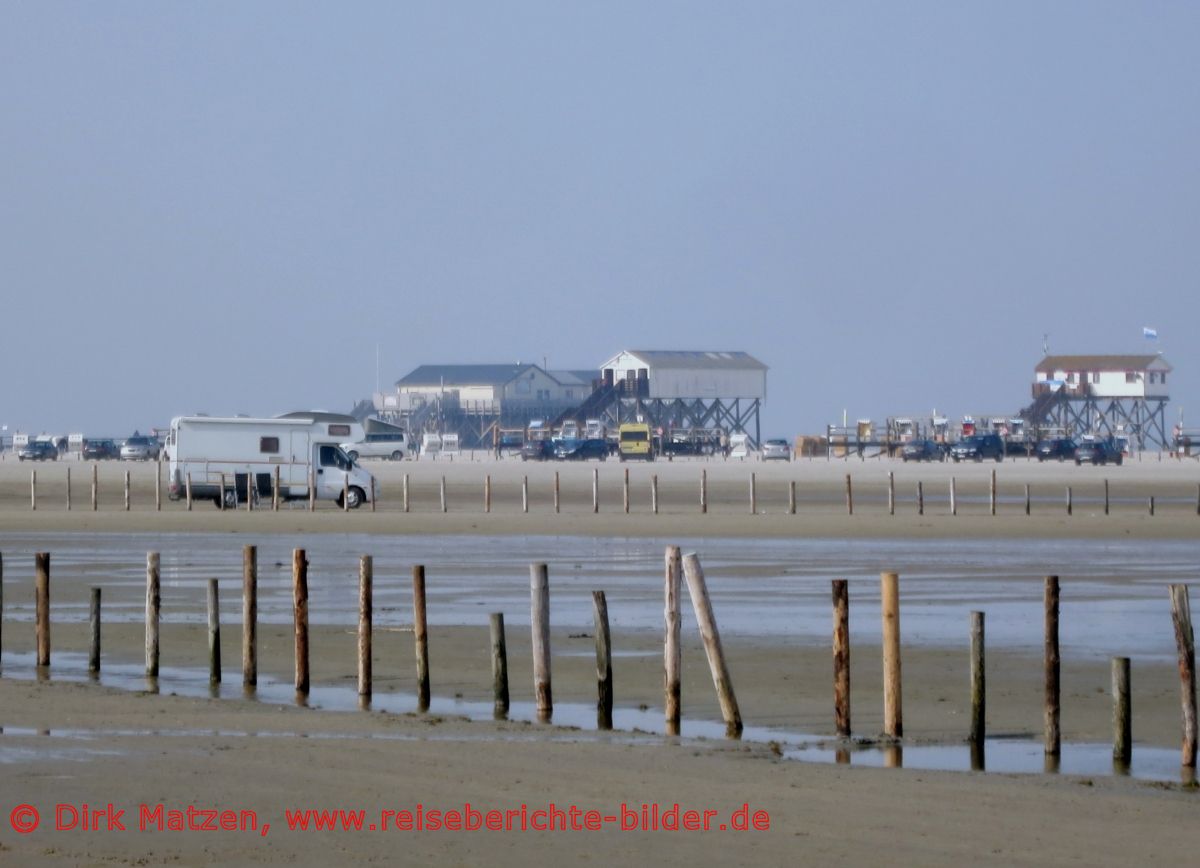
3 3 1197 437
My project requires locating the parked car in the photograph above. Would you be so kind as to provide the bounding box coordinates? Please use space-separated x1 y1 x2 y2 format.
18 441 58 461
340 431 409 462
950 434 1005 462
761 439 792 461
554 438 609 461
82 438 120 460
521 440 553 461
901 439 946 462
1075 437 1124 466
1036 438 1077 462
120 435 159 461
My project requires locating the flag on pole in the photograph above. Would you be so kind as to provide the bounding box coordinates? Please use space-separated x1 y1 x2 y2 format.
1143 326 1158 339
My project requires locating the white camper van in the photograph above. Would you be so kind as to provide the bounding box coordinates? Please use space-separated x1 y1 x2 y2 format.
165 416 377 509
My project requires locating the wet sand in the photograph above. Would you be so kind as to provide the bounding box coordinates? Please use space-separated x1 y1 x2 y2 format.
1 455 1198 864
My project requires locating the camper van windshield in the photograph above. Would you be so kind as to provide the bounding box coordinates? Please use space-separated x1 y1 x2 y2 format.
319 445 352 470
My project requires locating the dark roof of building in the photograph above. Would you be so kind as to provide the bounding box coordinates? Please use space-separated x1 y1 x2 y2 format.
1036 354 1171 373
550 369 597 387
396 364 542 388
621 350 767 371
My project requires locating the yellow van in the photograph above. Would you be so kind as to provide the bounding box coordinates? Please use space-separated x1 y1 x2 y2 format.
618 423 654 461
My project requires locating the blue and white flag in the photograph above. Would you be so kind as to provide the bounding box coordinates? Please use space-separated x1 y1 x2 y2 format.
1143 326 1158 339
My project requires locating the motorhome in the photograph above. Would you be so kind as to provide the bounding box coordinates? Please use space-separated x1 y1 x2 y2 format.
165 415 376 509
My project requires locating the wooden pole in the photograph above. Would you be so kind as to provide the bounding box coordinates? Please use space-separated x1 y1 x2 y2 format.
832 578 850 737
403 473 409 513
369 474 375 513
950 477 957 516
530 563 552 720
66 466 71 511
553 471 559 514
844 474 853 516
220 472 227 511
664 545 682 735
651 473 659 515
490 612 509 717
156 458 162 512
989 469 996 516
343 473 350 513
358 555 372 698
592 467 599 514
1112 656 1131 765
1025 483 1031 516
30 470 36 511
207 578 221 683
522 475 529 513
888 471 895 516
700 469 708 514
1044 575 1061 756
242 545 257 687
439 475 446 514
308 468 315 512
881 571 902 738
145 552 160 677
1169 584 1196 767
1149 496 1155 516
273 466 280 511
917 481 924 516
413 564 430 711
593 590 613 730
1196 482 1200 517
35 552 50 667
789 480 796 515
682 553 743 736
293 548 309 694
750 472 757 515
1066 486 1073 516
485 474 492 513
125 470 131 511
970 611 985 745
88 586 100 674
91 463 98 511
185 472 193 511
247 468 254 512
1105 479 1110 516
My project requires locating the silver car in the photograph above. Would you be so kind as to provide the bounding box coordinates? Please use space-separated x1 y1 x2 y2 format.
761 439 792 461
120 435 158 461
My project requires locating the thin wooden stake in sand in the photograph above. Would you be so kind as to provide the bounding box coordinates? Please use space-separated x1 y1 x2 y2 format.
682 552 743 737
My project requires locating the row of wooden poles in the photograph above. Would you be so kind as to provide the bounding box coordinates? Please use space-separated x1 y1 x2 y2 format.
30 465 1200 518
6 549 1198 768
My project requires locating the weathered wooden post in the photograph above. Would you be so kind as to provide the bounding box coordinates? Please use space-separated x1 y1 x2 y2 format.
789 480 797 516
220 472 227 511
91 463 98 511
0 553 3 657
369 475 376 513
439 475 446 514
593 590 613 730
308 468 315 511
700 469 708 514
845 474 853 516
522 475 529 514
30 470 36 511
88 587 101 674
485 474 492 513
413 564 430 710
1025 483 1031 516
1104 479 1110 516
125 470 131 511
156 459 162 512
888 471 895 516
247 469 254 512
651 474 659 515
970 611 985 745
292 548 309 694
1169 584 1196 768
1149 496 1155 516
1112 656 1131 765
530 563 552 720
1044 575 1061 756
682 553 743 737
207 578 221 683
832 579 850 737
665 546 682 735
185 473 193 511
950 477 957 516
35 552 50 667
881 571 902 738
490 612 510 718
1066 486 1073 516
402 473 409 513
242 545 257 687
358 555 372 698
343 473 350 513
623 468 630 514
145 552 160 677
553 471 560 514
273 466 281 512
749 472 757 515
917 481 924 516
66 466 71 511
592 468 599 514
989 469 997 516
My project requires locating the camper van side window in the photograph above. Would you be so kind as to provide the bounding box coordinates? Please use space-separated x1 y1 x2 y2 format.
328 424 351 437
260 437 280 454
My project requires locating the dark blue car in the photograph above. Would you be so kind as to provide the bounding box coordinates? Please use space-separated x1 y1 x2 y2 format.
1075 438 1123 466
553 438 608 461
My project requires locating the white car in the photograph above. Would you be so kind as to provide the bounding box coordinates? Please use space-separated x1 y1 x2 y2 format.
120 435 160 461
340 432 409 462
761 439 792 461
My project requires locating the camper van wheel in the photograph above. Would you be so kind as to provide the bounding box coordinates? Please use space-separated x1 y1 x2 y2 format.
391 451 403 461
342 486 365 510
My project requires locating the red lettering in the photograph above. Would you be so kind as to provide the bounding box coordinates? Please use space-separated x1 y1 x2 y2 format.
683 810 701 831
752 810 770 831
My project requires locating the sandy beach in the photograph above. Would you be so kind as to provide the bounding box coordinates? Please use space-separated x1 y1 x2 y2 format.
1 454 1198 865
